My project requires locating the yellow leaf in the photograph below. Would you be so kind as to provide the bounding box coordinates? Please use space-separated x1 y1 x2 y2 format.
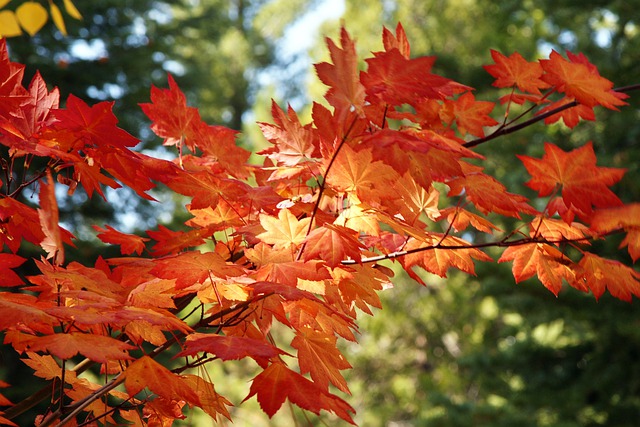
0 10 22 37
63 0 81 19
49 2 66 35
0 0 12 8
16 2 48 36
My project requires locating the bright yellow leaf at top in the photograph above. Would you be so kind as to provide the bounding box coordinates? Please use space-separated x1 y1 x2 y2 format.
16 2 48 36
49 2 66 35
0 11 22 37
63 0 81 19
0 0 12 8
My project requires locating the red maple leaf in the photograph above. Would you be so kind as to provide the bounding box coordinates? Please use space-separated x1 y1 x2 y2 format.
243 361 355 424
362 48 457 106
0 253 26 287
177 333 284 366
93 224 149 255
518 142 625 217
140 74 200 149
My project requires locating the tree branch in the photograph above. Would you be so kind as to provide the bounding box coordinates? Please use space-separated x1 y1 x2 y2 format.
463 84 640 149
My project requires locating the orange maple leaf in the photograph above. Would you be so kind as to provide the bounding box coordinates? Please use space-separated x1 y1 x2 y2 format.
447 164 537 218
362 48 456 106
324 144 399 203
443 92 498 137
483 50 550 94
314 27 365 116
24 332 136 363
402 234 492 279
258 101 318 166
540 50 627 109
590 203 640 262
518 142 625 217
124 355 200 405
578 253 640 301
301 224 366 268
257 209 311 250
291 327 352 393
150 251 244 289
499 243 577 296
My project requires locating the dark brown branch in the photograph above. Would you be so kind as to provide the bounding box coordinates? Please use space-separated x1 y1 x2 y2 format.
341 234 605 266
463 84 640 149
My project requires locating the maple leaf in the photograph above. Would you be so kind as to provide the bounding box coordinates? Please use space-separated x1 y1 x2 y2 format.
147 225 213 256
182 375 232 421
192 123 250 178
483 50 550 94
324 143 399 204
177 333 284 366
499 243 578 296
439 206 499 234
0 293 57 334
21 352 77 382
165 170 250 210
447 164 537 218
362 48 457 106
258 101 318 166
124 355 200 405
257 208 311 250
24 332 136 363
402 234 492 279
529 215 592 242
0 253 26 287
578 253 640 301
38 170 66 265
314 27 366 115
243 361 355 424
151 251 244 289
330 265 387 316
301 224 366 268
590 203 640 262
444 92 499 137
518 142 625 217
538 96 595 128
50 94 138 150
540 50 627 109
93 224 149 255
140 74 200 149
292 327 352 393
382 23 410 58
